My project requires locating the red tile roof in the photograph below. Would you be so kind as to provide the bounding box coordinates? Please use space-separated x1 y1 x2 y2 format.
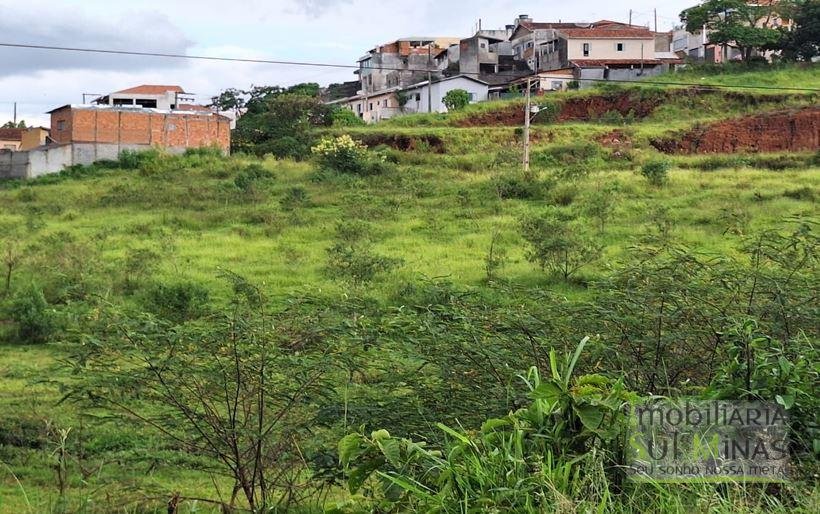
0 128 23 141
114 85 186 95
560 27 654 39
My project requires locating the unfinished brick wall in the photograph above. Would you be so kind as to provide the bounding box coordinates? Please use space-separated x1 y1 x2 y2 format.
49 107 231 152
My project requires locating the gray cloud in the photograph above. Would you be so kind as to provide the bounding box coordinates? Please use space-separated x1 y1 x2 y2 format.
0 7 192 78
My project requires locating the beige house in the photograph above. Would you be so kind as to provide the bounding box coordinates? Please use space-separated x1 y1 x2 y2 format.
0 128 23 151
328 87 403 123
20 127 50 150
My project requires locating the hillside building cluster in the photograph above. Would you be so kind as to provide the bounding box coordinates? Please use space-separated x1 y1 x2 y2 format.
325 5 792 123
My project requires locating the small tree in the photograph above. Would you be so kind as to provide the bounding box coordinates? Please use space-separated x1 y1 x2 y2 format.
68 275 338 513
641 160 671 187
584 183 619 234
442 89 471 111
520 210 602 281
681 0 784 62
777 0 820 61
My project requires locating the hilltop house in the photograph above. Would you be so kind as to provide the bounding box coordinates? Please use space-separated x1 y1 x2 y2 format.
358 37 460 94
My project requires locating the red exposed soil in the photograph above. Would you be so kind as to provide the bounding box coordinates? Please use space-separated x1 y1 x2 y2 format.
456 105 524 127
597 129 633 149
455 91 667 127
650 107 820 154
355 133 446 153
556 92 662 121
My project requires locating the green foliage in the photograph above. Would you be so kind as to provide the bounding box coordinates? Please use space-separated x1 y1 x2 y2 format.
331 107 366 127
325 221 401 285
641 159 671 186
494 174 549 200
230 84 332 157
520 209 602 280
442 88 472 111
777 0 820 61
335 339 636 512
6 283 57 344
312 135 390 176
532 142 602 168
706 319 819 459
681 0 784 61
68 281 338 513
141 281 210 323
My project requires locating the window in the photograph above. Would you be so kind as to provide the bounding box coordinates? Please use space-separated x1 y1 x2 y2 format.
357 104 362 113
415 93 421 101
480 42 486 49
56 120 66 131
136 99 158 108
551 80 564 90
583 43 590 57
383 99 388 107
616 42 624 52
369 103 373 110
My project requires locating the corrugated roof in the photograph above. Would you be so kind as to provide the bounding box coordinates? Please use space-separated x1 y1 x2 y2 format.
0 128 23 141
114 85 186 95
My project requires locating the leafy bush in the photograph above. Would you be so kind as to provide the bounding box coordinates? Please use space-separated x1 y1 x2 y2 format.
520 209 602 280
7 283 57 344
494 174 549 200
280 186 310 210
331 107 366 127
312 135 388 176
442 89 471 111
641 159 671 186
142 281 210 323
336 339 635 512
325 221 401 284
117 149 163 170
234 163 274 198
532 142 601 168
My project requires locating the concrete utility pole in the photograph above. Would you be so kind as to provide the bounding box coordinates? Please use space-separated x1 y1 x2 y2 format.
629 9 633 26
429 43 436 113
12 102 16 125
654 8 658 33
523 77 531 174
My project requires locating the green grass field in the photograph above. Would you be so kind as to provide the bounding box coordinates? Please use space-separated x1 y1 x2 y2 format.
0 71 818 513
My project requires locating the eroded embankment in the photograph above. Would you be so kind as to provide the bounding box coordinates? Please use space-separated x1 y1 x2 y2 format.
650 107 820 154
355 133 446 153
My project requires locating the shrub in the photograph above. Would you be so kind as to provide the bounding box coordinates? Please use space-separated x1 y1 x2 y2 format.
234 163 274 197
142 281 210 323
520 209 602 281
331 107 366 127
312 134 367 172
7 283 57 344
280 186 310 210
494 175 548 200
442 89 471 111
325 222 401 284
264 136 308 160
533 142 601 168
641 160 671 186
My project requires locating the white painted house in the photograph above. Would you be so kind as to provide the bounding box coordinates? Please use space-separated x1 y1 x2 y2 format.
402 75 489 114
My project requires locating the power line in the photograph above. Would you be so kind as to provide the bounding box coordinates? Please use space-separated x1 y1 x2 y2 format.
0 41 818 93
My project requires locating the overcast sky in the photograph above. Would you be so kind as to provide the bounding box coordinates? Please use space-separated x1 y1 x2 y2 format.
0 0 695 126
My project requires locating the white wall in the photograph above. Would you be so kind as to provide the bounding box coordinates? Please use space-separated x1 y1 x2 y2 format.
404 77 489 114
567 38 655 60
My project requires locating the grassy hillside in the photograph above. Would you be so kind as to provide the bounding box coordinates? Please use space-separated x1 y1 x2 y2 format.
0 78 818 513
